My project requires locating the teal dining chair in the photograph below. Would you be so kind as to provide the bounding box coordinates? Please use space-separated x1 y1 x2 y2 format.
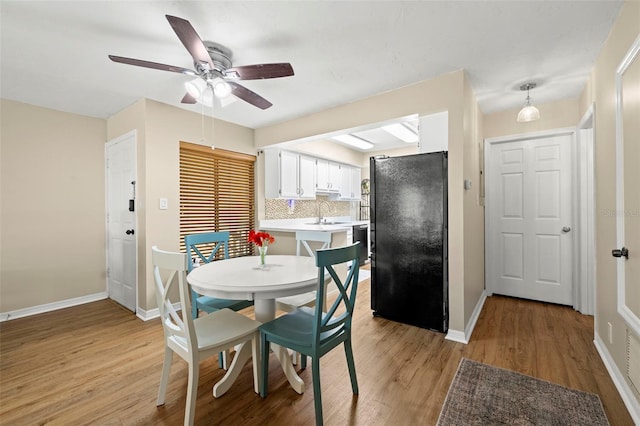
259 242 361 426
185 231 254 319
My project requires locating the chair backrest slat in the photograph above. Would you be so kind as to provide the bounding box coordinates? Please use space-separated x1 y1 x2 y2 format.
152 246 197 352
185 231 230 272
296 231 332 257
313 243 360 347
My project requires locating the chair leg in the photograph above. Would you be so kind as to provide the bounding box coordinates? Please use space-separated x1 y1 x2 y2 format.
251 332 260 393
190 289 199 319
156 347 173 406
260 333 270 398
218 349 229 369
344 339 359 395
311 357 323 426
301 354 307 369
185 359 199 426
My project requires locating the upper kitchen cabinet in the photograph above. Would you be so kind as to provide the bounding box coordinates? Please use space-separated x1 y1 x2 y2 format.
264 149 316 199
316 159 341 193
339 165 361 201
419 111 448 153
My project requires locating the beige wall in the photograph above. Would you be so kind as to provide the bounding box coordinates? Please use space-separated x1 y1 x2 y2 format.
579 1 640 402
107 99 255 311
290 138 364 167
1 100 107 312
462 74 485 329
256 70 478 334
361 145 420 178
483 97 580 139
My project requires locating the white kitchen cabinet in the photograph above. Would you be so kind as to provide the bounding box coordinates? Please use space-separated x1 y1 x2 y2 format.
298 154 316 199
316 159 341 193
339 166 361 201
264 149 316 199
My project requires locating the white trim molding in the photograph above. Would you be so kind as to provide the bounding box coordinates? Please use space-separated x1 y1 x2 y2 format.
136 307 160 322
445 290 488 344
136 302 182 322
594 332 640 424
0 292 108 322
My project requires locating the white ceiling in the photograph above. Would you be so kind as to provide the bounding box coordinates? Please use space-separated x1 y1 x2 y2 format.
1 1 622 145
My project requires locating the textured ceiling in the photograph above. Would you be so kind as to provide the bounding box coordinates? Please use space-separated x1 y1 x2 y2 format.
1 1 622 138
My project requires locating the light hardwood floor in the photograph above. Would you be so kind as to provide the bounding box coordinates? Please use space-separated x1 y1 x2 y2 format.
0 274 634 425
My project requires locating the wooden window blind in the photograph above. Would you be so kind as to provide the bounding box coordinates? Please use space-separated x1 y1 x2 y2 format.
179 142 256 259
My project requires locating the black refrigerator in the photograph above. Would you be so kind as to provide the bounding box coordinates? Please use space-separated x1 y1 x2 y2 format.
370 152 448 332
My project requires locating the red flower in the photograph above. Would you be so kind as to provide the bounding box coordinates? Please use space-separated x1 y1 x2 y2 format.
248 230 275 247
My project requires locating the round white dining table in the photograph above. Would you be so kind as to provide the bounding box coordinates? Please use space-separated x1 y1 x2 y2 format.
187 254 320 394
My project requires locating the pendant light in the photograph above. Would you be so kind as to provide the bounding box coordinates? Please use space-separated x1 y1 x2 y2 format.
517 82 540 123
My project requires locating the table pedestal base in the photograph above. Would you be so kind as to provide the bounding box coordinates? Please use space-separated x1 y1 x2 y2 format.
254 299 305 394
213 340 257 397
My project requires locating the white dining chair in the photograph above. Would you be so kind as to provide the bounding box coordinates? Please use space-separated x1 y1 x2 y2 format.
275 231 332 365
276 231 332 313
152 246 261 426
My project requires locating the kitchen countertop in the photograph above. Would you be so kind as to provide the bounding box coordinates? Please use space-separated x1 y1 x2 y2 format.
260 217 368 233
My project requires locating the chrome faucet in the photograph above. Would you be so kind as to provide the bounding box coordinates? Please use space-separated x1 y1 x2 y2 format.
317 200 331 223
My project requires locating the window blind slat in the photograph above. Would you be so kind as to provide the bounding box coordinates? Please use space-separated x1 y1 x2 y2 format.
179 142 256 258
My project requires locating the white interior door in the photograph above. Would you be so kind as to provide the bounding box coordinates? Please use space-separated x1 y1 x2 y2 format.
487 134 573 305
615 37 640 336
106 132 137 312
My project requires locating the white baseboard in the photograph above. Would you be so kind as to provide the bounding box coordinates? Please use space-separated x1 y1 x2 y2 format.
445 329 467 344
445 290 488 345
594 332 640 424
136 302 182 322
136 307 160 321
0 292 109 322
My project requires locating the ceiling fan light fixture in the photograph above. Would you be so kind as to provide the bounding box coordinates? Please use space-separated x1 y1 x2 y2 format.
185 78 206 98
212 78 232 98
200 87 214 107
332 134 374 150
517 82 540 123
382 123 419 143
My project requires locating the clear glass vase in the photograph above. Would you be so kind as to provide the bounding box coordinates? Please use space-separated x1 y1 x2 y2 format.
258 245 268 268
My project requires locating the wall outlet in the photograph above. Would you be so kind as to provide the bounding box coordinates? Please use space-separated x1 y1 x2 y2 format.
159 198 168 210
608 322 613 344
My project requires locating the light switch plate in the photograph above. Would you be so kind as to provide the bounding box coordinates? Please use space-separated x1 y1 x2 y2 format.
159 198 168 210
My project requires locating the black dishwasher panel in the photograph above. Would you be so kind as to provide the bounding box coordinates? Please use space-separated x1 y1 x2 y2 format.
353 225 368 266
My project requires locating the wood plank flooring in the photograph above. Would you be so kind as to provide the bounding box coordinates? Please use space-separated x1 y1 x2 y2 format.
0 275 634 425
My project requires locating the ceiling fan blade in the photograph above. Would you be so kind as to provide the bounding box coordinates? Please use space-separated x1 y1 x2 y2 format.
227 81 272 110
181 93 197 104
165 15 214 71
225 63 294 80
108 55 196 76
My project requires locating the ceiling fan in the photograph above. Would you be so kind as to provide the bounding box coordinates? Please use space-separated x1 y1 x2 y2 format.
108 15 294 110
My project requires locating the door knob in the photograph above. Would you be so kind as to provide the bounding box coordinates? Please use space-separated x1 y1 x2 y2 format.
612 247 629 259
562 226 571 233
125 229 135 235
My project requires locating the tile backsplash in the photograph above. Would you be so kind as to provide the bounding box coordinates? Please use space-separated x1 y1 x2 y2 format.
265 196 353 220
